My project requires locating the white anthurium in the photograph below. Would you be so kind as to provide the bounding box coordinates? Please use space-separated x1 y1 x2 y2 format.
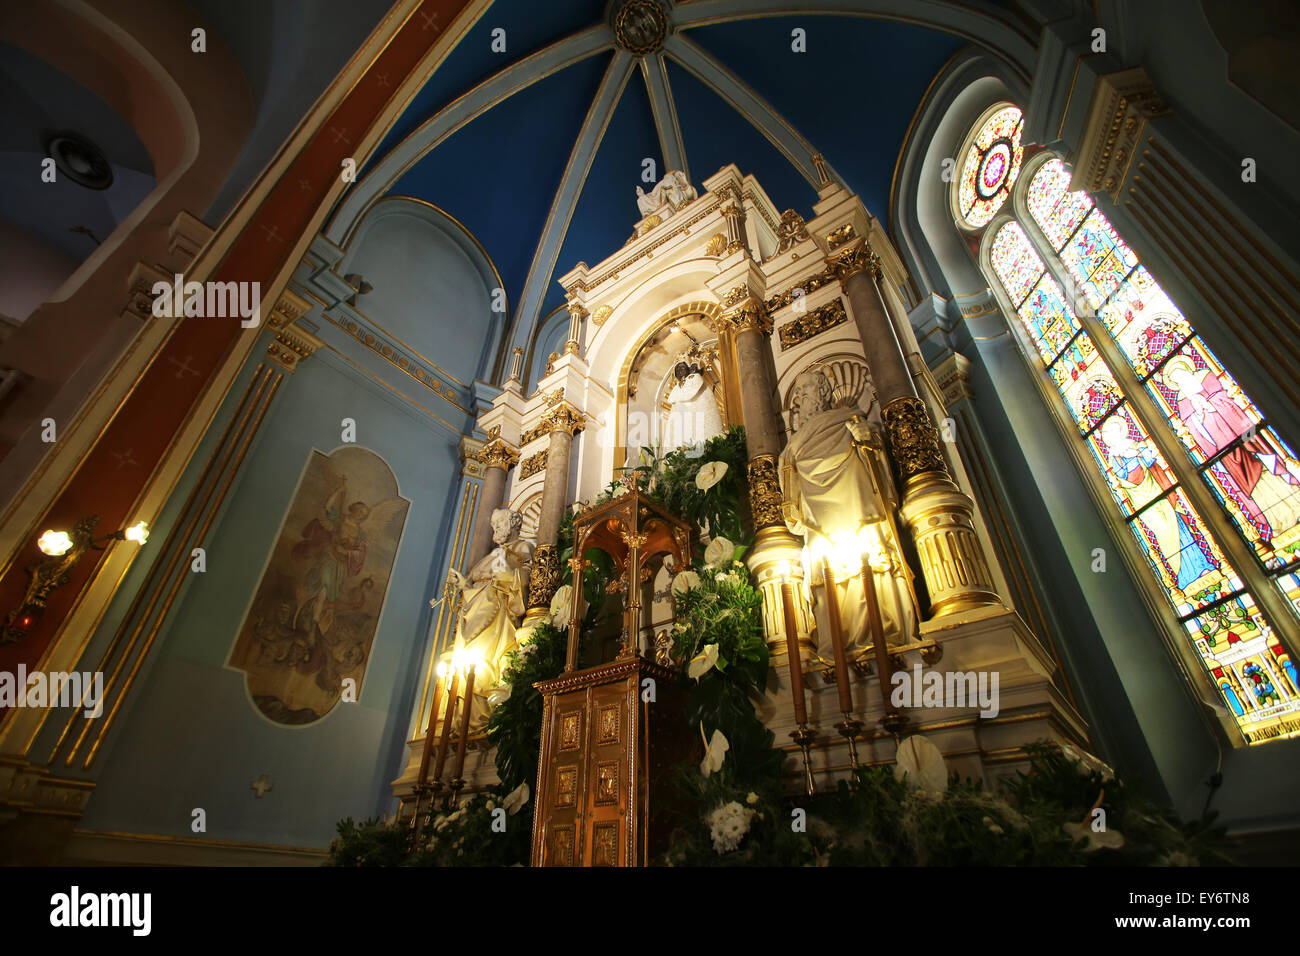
503 782 530 816
1063 820 1125 852
688 643 720 680
699 723 730 777
671 570 702 596
549 584 574 629
703 536 735 569
893 735 949 793
485 684 512 708
695 460 729 491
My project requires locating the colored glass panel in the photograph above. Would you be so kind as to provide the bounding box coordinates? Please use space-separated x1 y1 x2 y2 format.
1146 339 1263 463
1202 426 1300 570
1016 275 1082 363
989 221 1042 306
1129 488 1238 614
1059 210 1138 310
1086 405 1176 516
1099 267 1194 376
958 105 1024 228
1049 333 1119 433
1026 158 1093 250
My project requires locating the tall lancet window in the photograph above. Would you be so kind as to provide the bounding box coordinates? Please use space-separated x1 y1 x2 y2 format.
957 105 1300 744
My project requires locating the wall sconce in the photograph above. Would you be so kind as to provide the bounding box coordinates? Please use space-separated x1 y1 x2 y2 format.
3 516 149 644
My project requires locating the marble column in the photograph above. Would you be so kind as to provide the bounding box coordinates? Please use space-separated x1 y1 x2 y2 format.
525 402 585 621
718 286 814 656
830 241 1001 617
466 437 518 567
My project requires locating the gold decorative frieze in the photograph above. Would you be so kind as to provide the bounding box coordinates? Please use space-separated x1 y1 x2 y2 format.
1072 67 1170 203
520 421 547 447
825 223 856 250
777 298 848 350
882 396 946 483
765 265 837 313
322 310 467 412
747 454 784 529
519 450 548 479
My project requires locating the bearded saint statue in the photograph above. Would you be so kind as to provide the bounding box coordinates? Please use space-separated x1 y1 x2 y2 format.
780 368 917 658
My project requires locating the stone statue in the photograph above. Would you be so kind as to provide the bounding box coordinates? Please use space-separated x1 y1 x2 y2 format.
442 508 533 724
780 368 916 657
636 170 697 220
663 361 725 454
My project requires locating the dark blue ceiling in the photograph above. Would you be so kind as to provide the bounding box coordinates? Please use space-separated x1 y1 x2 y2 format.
356 4 965 356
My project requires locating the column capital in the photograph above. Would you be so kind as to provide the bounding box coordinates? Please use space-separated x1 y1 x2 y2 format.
827 240 882 283
264 318 324 374
717 283 773 335
476 436 520 472
540 401 587 436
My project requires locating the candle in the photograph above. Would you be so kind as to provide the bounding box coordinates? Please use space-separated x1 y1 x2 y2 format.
861 557 895 713
415 671 445 789
821 558 854 714
452 665 477 782
780 578 808 725
431 671 460 785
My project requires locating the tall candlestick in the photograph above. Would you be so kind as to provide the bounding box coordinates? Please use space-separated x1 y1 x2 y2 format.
821 558 854 714
861 558 894 712
452 665 477 784
416 672 445 789
780 580 807 725
431 671 460 785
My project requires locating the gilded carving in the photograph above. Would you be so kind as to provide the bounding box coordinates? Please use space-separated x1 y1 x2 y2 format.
827 243 882 283
705 233 727 256
519 450 548 480
595 761 619 806
777 298 849 350
541 403 586 436
592 304 613 326
551 826 575 866
555 766 577 806
825 223 856 250
597 704 620 744
558 712 582 752
528 544 563 608
773 209 810 255
882 396 947 483
746 454 785 530
476 438 520 472
592 822 618 866
765 265 836 313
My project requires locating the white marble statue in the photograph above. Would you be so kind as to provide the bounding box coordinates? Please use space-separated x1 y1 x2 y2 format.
663 362 725 454
636 170 697 219
442 507 533 725
780 368 916 657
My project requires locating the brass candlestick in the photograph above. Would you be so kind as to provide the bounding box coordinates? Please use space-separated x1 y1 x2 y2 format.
835 717 864 768
790 725 817 796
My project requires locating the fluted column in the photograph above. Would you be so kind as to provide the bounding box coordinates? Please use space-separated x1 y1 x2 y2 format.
525 403 585 621
563 300 585 356
467 437 518 566
717 284 813 656
829 241 1001 617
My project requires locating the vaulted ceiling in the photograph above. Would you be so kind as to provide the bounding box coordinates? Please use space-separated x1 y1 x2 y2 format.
331 0 1033 366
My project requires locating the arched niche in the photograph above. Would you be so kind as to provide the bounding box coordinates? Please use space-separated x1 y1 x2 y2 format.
338 197 508 385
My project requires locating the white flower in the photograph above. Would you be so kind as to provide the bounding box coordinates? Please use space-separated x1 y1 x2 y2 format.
503 781 530 816
703 536 735 569
699 723 729 777
688 643 719 680
549 584 574 629
707 801 754 854
485 684 512 707
746 792 759 806
893 735 949 793
1063 820 1125 852
694 461 729 491
671 570 701 596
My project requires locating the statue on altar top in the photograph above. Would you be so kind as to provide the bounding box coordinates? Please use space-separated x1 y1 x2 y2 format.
636 170 697 220
441 507 532 725
780 367 917 657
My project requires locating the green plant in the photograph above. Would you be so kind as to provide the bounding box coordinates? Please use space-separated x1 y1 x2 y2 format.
624 426 749 545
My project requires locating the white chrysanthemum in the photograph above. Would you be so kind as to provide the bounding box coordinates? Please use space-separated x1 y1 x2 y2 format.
707 801 755 854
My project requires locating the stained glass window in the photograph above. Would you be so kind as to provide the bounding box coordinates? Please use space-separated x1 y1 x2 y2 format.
981 150 1300 743
957 105 1024 228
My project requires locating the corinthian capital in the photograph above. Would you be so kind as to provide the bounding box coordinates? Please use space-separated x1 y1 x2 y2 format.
541 402 586 436
476 438 520 471
827 241 882 283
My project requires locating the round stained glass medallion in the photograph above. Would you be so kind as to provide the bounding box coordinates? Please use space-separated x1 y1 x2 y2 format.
956 105 1024 229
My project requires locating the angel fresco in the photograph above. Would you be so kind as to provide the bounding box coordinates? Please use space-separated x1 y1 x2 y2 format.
229 448 409 725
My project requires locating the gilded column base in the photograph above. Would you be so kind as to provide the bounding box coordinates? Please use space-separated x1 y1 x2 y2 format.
745 525 815 656
898 471 1003 617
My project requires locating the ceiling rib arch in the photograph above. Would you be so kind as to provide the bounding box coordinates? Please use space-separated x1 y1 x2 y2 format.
640 53 689 180
326 24 616 246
